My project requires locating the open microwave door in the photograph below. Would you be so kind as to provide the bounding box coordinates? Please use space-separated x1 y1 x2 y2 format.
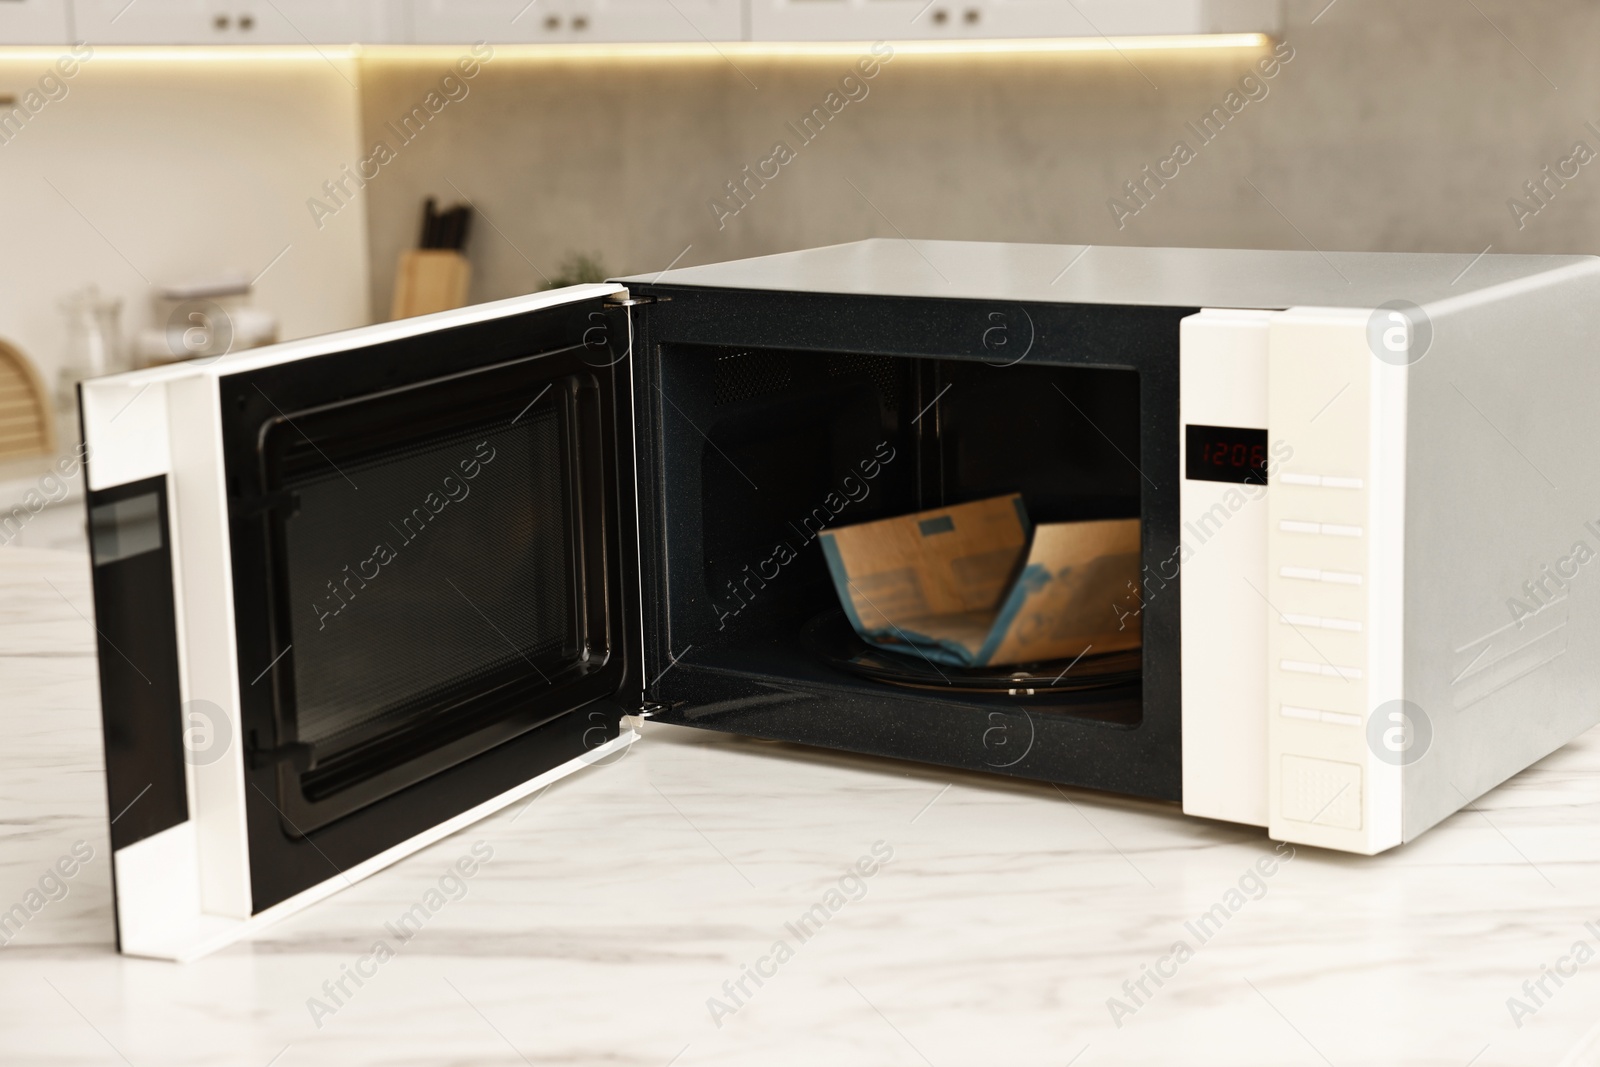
79 283 643 960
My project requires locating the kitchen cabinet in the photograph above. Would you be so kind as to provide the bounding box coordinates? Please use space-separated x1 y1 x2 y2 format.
73 0 403 44
0 0 1276 48
0 0 71 44
750 0 932 44
409 0 742 44
750 0 1279 43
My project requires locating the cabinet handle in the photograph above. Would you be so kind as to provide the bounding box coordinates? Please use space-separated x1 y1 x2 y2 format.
572 14 589 30
931 8 948 24
544 13 561 29
239 13 255 30
214 13 231 30
963 7 979 22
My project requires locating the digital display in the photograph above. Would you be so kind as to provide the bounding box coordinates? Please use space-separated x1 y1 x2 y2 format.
1185 424 1268 485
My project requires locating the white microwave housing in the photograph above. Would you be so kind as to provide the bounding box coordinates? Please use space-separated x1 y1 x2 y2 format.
80 240 1600 959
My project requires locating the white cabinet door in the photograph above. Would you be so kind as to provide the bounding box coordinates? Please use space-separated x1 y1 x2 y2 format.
75 0 400 44
980 0 1268 38
972 0 1130 39
584 0 742 42
0 0 71 44
74 0 216 45
750 0 930 43
410 0 742 43
748 0 1026 43
234 0 404 43
750 0 1276 42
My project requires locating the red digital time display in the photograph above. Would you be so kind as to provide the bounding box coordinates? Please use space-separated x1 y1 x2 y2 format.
1185 424 1268 485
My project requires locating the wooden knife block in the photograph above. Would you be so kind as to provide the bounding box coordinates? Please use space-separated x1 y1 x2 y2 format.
391 249 471 320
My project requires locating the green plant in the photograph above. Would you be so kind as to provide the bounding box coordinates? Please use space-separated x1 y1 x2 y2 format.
546 252 609 288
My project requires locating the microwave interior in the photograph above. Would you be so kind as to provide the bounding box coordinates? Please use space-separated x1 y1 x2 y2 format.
633 289 1190 802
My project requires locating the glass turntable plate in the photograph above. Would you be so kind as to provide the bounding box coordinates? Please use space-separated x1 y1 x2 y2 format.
801 609 1141 695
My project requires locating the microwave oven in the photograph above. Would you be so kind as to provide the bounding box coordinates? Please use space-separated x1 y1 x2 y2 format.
79 239 1600 960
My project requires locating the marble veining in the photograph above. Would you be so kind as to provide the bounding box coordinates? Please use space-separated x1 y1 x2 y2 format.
4 546 1600 1065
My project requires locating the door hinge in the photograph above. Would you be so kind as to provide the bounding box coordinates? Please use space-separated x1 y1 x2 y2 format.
603 293 670 309
620 702 664 732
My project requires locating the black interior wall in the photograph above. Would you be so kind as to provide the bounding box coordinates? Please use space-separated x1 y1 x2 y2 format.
631 286 1192 801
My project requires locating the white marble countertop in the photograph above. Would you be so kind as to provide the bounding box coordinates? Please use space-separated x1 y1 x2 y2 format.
6 545 1600 1066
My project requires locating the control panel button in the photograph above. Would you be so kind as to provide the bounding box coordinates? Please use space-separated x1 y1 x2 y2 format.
1281 754 1362 829
1279 612 1363 632
1278 520 1364 538
1280 659 1363 680
1278 472 1365 490
1279 566 1363 585
1279 705 1363 727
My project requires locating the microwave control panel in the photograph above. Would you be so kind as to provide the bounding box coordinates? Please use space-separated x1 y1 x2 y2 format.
1263 308 1406 855
1181 306 1406 854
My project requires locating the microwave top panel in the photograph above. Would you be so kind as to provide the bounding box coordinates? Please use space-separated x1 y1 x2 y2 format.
625 239 1599 311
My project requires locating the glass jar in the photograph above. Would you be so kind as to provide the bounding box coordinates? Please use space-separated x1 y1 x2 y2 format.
57 285 125 412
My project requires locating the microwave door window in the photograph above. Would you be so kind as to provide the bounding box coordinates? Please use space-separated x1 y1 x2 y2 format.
249 357 621 835
283 412 575 762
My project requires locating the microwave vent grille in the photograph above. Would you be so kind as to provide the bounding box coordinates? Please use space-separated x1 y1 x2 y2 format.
825 353 900 413
711 349 901 413
713 349 795 406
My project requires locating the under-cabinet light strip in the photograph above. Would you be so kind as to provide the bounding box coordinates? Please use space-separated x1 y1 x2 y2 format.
0 34 1271 64
0 46 359 62
369 34 1273 59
